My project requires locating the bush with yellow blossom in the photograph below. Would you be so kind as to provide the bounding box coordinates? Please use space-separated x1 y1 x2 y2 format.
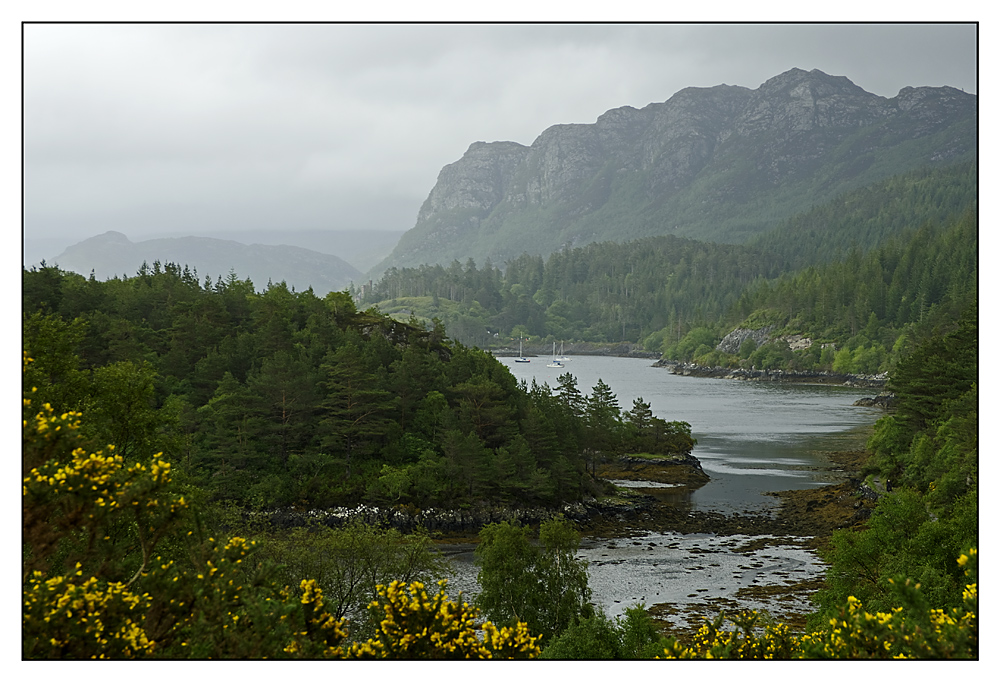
23 355 347 659
660 547 977 660
23 355 541 660
346 580 540 659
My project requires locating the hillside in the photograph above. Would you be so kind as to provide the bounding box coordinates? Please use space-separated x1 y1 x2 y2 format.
372 68 975 277
360 159 976 372
49 231 363 296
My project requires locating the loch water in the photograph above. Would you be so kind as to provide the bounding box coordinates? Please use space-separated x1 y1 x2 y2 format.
498 355 882 515
440 356 884 623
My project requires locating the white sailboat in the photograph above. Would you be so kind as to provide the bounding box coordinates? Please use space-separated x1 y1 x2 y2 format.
556 341 571 363
515 337 530 363
546 342 564 368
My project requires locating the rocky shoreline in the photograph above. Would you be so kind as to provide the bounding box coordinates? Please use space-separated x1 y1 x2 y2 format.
656 360 889 389
853 393 896 409
585 448 878 542
245 448 875 544
248 451 713 536
245 448 881 641
596 452 710 486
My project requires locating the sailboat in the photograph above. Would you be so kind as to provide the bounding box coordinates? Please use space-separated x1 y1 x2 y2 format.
556 341 571 363
546 342 564 368
515 337 530 363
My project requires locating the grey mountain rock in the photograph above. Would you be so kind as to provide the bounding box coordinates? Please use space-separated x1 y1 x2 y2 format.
716 327 776 355
373 68 976 276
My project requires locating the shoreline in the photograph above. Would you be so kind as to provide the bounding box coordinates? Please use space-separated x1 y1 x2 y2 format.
492 349 891 390
656 360 889 389
490 342 660 359
609 447 877 640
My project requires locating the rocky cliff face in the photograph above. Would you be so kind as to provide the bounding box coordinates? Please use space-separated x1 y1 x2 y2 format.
374 68 976 275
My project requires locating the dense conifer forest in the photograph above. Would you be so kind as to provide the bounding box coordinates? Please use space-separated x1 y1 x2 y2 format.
23 264 694 512
22 159 977 660
359 161 976 376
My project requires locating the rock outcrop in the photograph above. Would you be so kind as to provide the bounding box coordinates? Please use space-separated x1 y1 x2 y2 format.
715 326 776 354
374 68 976 275
657 361 888 389
597 452 710 486
853 393 896 409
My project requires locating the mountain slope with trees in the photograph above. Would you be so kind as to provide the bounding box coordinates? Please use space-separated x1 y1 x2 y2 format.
666 208 977 374
373 68 975 275
359 160 976 378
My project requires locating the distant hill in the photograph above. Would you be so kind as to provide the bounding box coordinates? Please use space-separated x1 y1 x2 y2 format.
373 67 976 277
137 228 405 274
47 231 363 296
28 228 403 275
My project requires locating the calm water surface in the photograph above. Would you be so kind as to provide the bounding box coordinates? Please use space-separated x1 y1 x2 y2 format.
442 356 883 623
498 355 882 514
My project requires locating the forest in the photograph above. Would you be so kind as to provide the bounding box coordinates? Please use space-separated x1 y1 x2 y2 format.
22 158 977 659
22 264 694 512
21 274 978 659
358 160 976 377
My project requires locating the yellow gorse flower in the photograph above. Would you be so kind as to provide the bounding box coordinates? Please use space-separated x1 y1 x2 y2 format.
344 580 539 660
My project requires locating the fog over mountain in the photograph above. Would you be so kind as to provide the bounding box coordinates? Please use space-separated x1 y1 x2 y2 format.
24 24 977 264
48 231 364 296
373 67 976 275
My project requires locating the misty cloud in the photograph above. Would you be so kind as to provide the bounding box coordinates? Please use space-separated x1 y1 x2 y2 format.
23 23 977 259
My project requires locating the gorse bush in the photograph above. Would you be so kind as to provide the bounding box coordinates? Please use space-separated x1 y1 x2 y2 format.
661 548 977 660
22 356 540 660
346 580 540 659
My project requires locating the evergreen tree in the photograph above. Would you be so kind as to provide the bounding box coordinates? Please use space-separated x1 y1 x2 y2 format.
585 378 621 454
554 372 586 418
320 344 392 479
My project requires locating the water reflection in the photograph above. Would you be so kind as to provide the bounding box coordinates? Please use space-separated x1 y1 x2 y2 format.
499 356 880 514
481 357 881 621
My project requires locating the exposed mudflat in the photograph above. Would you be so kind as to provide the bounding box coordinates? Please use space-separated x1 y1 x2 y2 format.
580 449 874 545
435 449 876 643
579 531 825 629
580 449 876 640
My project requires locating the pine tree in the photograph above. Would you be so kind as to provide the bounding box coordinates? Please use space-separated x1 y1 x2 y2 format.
555 372 586 418
320 344 392 479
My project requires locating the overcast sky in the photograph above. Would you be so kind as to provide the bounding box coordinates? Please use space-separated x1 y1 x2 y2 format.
23 22 978 259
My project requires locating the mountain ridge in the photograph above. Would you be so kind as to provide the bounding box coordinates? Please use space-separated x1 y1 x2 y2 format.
372 68 976 277
46 231 363 296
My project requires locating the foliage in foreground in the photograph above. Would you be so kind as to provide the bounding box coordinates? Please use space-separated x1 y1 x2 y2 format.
540 605 673 659
815 304 977 618
255 519 451 631
22 360 537 659
346 580 540 659
474 518 593 642
23 305 979 660
661 548 977 660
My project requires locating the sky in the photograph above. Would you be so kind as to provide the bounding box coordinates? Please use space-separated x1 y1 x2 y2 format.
21 21 979 264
